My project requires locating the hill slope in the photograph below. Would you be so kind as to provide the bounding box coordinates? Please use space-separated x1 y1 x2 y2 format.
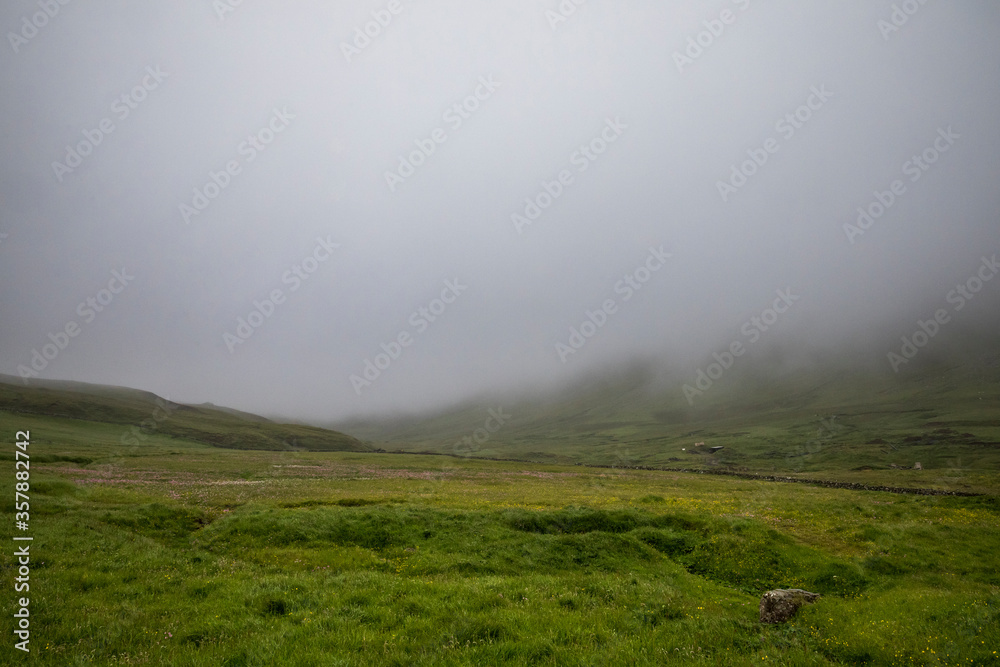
0 375 370 453
335 349 1000 477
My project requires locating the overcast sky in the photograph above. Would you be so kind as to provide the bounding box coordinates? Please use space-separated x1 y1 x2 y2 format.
2 1 998 422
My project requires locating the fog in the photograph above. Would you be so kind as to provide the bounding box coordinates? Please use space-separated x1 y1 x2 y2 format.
2 1 998 422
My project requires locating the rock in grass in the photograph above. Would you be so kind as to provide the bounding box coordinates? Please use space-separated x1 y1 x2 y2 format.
759 589 820 624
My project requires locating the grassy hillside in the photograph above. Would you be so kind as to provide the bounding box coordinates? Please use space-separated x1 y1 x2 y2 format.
335 350 1000 491
0 375 369 453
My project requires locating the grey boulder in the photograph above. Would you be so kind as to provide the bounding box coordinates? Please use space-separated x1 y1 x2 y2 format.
759 589 820 624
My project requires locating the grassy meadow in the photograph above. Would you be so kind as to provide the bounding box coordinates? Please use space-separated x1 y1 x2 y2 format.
3 406 999 666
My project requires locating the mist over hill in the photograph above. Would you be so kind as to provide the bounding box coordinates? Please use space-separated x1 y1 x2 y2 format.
333 332 1000 477
2 2 999 422
2 4 999 663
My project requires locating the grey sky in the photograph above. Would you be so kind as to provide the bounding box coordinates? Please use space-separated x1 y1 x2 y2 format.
2 1 998 421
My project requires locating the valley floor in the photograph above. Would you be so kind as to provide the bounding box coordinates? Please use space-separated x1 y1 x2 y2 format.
3 425 998 666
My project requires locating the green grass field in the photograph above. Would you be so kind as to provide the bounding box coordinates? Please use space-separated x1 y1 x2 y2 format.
2 358 999 666
2 407 999 665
